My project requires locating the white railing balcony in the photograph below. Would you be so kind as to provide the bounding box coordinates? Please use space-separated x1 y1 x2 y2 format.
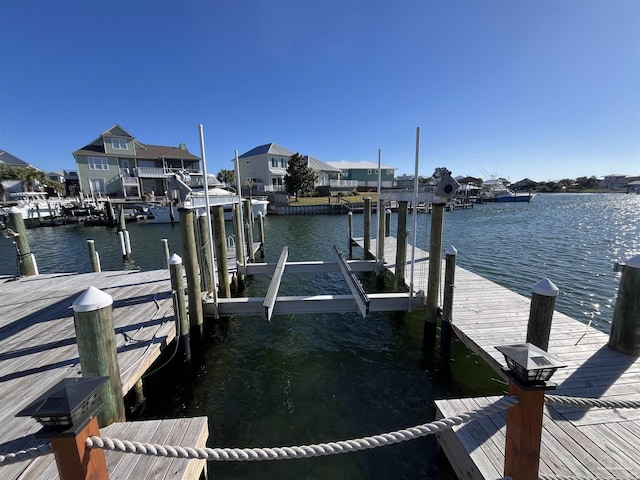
121 177 139 186
330 180 358 188
135 167 168 178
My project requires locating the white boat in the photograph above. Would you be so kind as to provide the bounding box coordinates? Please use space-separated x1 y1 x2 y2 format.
481 179 536 203
4 192 67 220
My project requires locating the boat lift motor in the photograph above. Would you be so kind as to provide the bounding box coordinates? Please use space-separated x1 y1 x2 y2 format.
433 167 460 201
166 171 194 208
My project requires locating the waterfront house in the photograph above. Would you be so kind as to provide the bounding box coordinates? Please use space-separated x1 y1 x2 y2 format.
73 125 201 198
326 160 397 190
0 149 42 197
47 170 80 197
599 174 629 191
237 143 342 192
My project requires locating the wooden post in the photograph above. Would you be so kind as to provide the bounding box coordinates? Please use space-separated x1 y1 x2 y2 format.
363 197 371 256
526 278 559 351
7 207 37 276
244 199 255 262
394 201 408 290
105 200 115 227
197 212 214 295
179 208 204 338
385 208 391 237
423 202 445 359
232 203 245 288
169 202 175 225
213 205 231 298
117 205 126 232
440 246 457 364
161 239 170 269
169 253 192 378
504 379 547 480
609 254 640 355
87 240 101 272
257 211 265 258
347 211 353 256
132 378 145 408
49 416 109 480
72 287 126 427
116 206 130 259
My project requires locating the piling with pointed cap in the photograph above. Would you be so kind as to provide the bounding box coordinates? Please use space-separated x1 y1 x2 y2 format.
169 253 192 378
87 240 101 272
72 286 125 426
179 208 204 337
526 278 559 351
8 207 37 276
394 201 408 290
609 254 640 355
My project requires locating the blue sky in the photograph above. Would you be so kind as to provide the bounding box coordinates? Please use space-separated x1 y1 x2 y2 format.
1 0 638 182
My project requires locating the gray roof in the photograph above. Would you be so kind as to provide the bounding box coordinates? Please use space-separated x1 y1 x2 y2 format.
238 143 296 159
304 155 341 173
0 150 31 167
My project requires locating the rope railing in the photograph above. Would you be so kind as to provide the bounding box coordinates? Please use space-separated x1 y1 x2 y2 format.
85 394 518 462
545 394 640 410
0 443 52 465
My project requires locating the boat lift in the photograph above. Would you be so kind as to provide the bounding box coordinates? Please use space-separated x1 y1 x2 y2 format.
204 245 424 320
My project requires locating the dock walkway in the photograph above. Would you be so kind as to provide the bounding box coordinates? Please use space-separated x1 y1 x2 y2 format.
355 236 640 479
0 270 208 480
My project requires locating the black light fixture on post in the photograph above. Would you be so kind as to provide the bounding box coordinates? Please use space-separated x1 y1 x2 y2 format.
496 343 566 480
16 377 110 480
495 343 566 386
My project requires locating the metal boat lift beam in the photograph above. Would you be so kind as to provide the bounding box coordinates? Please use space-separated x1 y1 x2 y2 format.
237 259 378 276
333 245 370 318
263 246 288 321
210 293 423 317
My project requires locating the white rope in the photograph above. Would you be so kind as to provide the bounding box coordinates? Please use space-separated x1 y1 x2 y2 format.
0 443 52 466
86 395 518 461
546 394 640 409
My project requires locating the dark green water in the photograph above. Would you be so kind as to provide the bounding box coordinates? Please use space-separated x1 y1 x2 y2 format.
1 193 638 479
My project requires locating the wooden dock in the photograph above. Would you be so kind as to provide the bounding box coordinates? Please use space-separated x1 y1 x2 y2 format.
0 270 208 480
355 236 640 479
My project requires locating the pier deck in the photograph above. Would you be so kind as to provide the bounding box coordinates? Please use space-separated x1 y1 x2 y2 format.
0 270 208 480
355 236 640 479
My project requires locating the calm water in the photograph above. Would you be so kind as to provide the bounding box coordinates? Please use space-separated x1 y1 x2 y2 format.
1 193 638 479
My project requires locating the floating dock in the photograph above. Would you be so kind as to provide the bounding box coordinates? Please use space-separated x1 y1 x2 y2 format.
355 236 640 479
0 270 207 480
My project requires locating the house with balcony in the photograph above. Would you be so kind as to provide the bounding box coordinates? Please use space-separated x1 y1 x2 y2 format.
326 160 397 190
599 174 630 191
237 143 341 192
73 125 200 198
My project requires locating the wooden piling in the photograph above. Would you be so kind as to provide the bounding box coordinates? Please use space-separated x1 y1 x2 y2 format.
161 238 170 269
213 205 231 298
394 201 408 291
348 211 353 256
179 208 204 337
105 200 115 227
423 202 445 359
257 211 265 258
504 379 547 480
385 208 391 237
117 205 127 232
232 203 245 289
72 286 126 426
7 207 37 276
169 253 192 378
363 197 371 255
609 254 640 355
87 240 101 272
526 278 559 351
197 212 214 295
244 199 255 263
440 246 457 364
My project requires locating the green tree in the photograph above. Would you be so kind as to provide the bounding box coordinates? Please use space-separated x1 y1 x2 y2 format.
0 166 64 199
284 153 317 201
217 169 235 187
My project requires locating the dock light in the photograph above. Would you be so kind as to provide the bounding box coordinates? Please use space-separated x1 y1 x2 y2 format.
495 343 566 386
16 377 108 436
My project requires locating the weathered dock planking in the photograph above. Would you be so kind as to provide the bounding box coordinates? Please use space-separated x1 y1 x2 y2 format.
0 270 208 480
355 236 640 479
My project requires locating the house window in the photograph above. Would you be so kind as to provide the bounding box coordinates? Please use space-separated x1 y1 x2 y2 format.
88 156 109 170
111 138 128 150
367 169 372 175
373 169 378 175
387 169 393 175
88 178 106 194
280 158 287 168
